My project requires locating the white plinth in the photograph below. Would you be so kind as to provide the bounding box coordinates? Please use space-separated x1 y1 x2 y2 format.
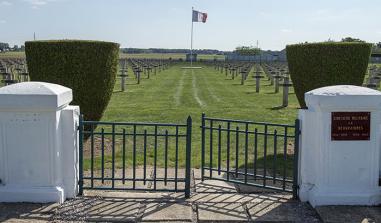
0 82 79 203
298 85 381 207
0 186 65 203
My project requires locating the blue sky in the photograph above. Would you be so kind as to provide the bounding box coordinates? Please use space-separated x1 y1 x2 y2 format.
0 0 380 51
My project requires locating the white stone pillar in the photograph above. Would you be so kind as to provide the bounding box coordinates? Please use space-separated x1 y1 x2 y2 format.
298 85 381 207
0 82 79 203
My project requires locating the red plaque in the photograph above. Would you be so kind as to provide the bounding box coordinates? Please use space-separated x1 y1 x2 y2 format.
331 112 370 140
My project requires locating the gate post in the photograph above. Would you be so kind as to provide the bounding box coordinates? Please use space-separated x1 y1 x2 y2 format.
298 85 381 207
0 82 79 203
78 114 84 196
292 119 300 199
201 113 206 181
185 116 192 198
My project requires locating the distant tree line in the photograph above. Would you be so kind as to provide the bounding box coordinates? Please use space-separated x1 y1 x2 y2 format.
121 48 227 55
1 39 380 55
373 42 381 54
341 37 366 43
234 46 261 55
0 42 9 51
0 42 25 52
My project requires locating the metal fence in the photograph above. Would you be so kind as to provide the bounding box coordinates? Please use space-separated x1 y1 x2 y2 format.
78 115 192 198
200 113 300 198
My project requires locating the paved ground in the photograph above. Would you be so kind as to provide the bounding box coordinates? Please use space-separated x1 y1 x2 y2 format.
0 181 320 222
1 170 380 222
315 206 381 223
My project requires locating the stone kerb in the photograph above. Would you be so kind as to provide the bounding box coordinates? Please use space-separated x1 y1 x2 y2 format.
298 85 381 207
0 82 79 203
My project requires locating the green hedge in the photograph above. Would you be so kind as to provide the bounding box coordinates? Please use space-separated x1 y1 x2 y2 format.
286 42 372 108
25 40 119 121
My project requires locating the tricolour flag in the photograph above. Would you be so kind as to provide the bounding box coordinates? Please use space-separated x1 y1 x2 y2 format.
192 10 207 23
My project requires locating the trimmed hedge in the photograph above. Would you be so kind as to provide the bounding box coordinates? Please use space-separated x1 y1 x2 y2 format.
25 40 119 121
286 42 372 108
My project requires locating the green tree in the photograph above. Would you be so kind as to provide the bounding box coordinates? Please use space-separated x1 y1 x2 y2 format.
235 46 261 56
0 42 9 51
341 37 365 43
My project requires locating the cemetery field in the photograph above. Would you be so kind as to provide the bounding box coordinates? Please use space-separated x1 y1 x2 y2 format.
120 53 224 60
83 63 299 170
105 63 299 124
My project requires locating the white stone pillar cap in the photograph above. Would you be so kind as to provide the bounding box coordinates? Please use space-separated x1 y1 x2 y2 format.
305 85 381 111
0 82 72 111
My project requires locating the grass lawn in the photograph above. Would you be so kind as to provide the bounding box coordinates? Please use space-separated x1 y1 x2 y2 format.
105 63 298 127
0 51 25 58
83 62 299 172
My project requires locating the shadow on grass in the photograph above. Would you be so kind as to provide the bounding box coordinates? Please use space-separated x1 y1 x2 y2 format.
207 153 295 185
269 105 286 110
236 154 295 178
209 154 296 193
245 91 259 94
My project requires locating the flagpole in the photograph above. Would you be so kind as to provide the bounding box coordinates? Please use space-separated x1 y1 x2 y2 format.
190 7 194 68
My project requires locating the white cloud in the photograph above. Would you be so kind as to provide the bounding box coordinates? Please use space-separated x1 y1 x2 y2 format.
24 0 57 6
1 1 12 6
0 20 6 24
281 29 292 33
25 0 47 5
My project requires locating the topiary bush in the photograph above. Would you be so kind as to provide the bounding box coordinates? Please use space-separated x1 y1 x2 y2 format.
25 40 119 121
286 42 372 108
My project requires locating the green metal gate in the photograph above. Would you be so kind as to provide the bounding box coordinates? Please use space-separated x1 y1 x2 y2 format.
200 113 300 199
78 115 192 198
78 113 300 199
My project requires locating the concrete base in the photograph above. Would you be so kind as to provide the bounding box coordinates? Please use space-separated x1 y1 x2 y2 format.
307 187 381 207
0 185 65 203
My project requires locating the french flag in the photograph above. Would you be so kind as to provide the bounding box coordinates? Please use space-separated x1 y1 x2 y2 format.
192 10 207 23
